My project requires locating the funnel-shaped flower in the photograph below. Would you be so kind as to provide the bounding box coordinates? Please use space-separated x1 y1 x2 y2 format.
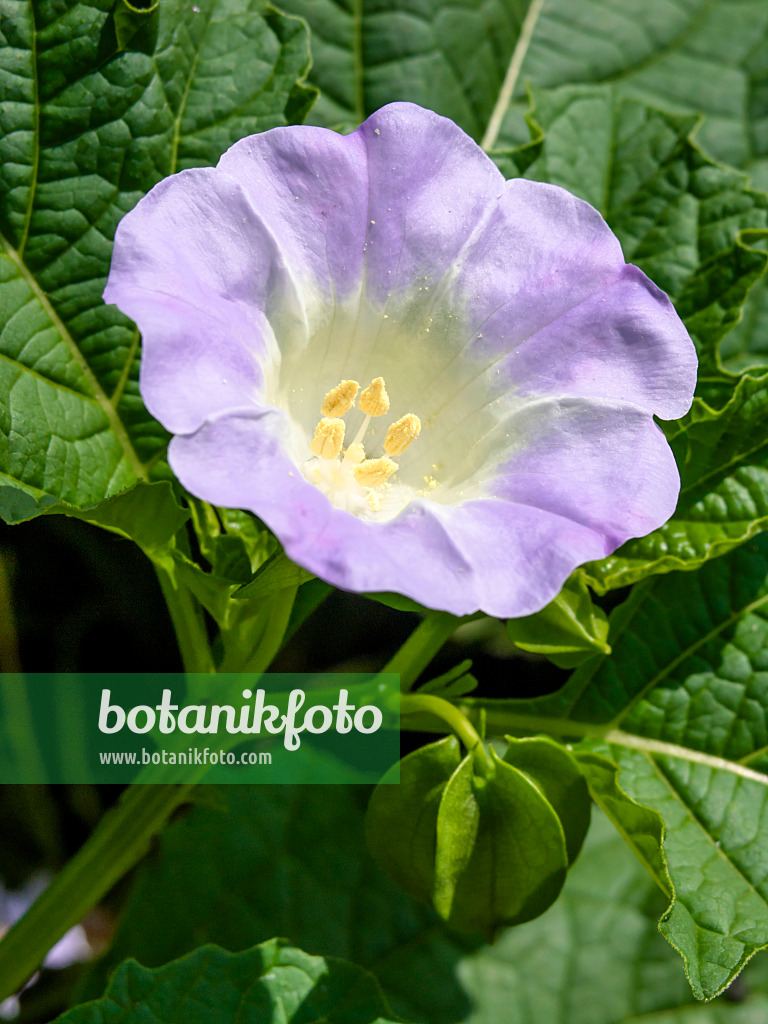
104 103 696 617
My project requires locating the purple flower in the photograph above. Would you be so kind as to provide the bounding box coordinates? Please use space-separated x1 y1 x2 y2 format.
104 103 696 617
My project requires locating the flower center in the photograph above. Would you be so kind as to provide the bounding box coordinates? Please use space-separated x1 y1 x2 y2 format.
302 377 421 517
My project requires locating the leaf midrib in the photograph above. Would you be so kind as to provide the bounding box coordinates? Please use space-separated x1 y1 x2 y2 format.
0 234 148 481
481 0 546 151
649 748 768 908
16 0 39 259
681 430 768 497
5 2 227 491
609 588 768 730
352 0 365 122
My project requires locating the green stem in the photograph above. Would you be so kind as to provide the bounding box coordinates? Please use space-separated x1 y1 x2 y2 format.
403 704 768 788
0 547 21 673
0 780 194 1001
401 692 492 772
0 556 297 994
152 555 214 674
383 610 463 691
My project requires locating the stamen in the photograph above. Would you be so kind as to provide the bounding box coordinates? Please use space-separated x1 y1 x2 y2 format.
347 414 371 453
344 442 366 464
310 417 345 459
384 413 421 456
353 457 398 488
321 379 359 417
359 377 390 417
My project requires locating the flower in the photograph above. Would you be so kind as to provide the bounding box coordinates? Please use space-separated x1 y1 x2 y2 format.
0 875 93 1018
104 103 696 617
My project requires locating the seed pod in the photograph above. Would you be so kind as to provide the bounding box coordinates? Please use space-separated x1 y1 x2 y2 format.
366 734 590 937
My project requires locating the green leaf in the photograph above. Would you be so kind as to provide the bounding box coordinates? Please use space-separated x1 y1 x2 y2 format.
721 276 768 375
287 0 768 186
77 786 768 1024
584 373 768 590
598 743 768 1002
0 480 187 551
274 0 531 140
234 549 315 601
0 0 313 514
506 571 610 667
467 536 768 998
57 939 405 1024
113 0 160 51
575 751 670 897
490 0 768 179
366 592 429 614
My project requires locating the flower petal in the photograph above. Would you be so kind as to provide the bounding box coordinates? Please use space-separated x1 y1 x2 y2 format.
216 124 370 302
104 170 285 432
170 400 680 617
491 397 682 547
453 178 626 352
352 103 504 305
502 265 698 420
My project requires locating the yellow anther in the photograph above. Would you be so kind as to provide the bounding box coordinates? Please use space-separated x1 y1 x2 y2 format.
353 457 398 489
344 441 366 464
384 413 421 456
358 377 390 417
310 418 345 460
321 379 359 417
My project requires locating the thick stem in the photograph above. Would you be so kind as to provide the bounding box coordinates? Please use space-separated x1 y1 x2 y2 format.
0 780 194 1001
383 610 462 692
152 555 214 674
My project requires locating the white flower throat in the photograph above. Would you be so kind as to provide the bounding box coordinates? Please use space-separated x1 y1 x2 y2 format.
302 376 423 516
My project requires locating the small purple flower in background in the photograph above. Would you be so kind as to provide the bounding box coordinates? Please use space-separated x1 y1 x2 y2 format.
0 875 92 1019
104 103 696 617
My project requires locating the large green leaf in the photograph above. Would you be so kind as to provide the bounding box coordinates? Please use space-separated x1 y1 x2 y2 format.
0 0 313 512
58 939 404 1024
77 790 768 1024
274 0 530 136
283 0 768 184
0 480 188 551
467 536 768 998
492 0 768 182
